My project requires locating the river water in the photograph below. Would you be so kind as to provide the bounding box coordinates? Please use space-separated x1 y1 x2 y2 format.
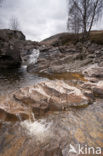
0 49 47 95
0 66 46 96
0 63 103 155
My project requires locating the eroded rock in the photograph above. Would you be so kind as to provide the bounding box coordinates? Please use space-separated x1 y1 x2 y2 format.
83 64 103 78
92 81 103 98
0 80 90 120
0 45 22 68
14 80 90 112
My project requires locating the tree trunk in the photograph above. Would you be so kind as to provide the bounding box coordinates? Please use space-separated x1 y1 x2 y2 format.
87 0 99 38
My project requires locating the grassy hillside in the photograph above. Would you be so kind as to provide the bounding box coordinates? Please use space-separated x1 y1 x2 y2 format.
90 30 103 44
41 33 77 46
41 30 103 46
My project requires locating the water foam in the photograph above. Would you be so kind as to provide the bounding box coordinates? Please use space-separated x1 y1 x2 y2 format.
29 49 40 64
21 119 52 140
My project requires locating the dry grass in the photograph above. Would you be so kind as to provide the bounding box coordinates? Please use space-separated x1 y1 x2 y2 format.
41 33 79 46
90 30 103 44
41 30 103 46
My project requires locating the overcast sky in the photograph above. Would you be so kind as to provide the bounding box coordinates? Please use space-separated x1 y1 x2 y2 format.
0 0 68 41
0 0 103 41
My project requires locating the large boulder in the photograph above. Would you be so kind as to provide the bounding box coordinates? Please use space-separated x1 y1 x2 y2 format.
0 29 25 42
0 29 26 68
0 29 40 68
0 44 22 68
0 80 90 120
15 80 90 110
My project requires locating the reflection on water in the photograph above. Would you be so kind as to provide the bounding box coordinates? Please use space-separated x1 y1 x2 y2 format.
0 66 87 96
0 66 45 95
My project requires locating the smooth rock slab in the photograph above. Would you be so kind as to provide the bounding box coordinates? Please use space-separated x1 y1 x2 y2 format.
14 80 90 114
0 80 90 120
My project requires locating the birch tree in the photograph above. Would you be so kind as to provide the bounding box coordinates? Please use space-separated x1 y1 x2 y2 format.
67 0 103 39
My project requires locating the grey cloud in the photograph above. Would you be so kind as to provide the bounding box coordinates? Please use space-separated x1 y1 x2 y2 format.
0 0 68 41
1 0 102 41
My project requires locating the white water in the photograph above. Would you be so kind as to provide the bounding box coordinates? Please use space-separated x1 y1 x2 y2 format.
22 49 40 66
28 49 40 64
21 119 52 141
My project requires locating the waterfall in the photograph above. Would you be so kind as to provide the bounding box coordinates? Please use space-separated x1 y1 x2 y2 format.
28 49 40 64
22 49 40 66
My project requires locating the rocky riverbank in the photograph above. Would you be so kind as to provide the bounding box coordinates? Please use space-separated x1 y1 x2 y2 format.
27 42 103 74
0 29 39 68
0 29 103 156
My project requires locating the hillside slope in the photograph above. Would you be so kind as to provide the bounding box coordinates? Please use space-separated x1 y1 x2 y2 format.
41 30 103 46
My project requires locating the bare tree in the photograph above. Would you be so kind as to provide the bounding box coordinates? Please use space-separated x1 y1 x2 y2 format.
9 17 20 31
67 0 103 39
67 3 81 35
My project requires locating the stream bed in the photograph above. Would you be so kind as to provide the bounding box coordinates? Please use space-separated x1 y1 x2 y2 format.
0 66 103 156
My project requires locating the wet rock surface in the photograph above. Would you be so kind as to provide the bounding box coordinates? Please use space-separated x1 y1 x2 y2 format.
0 30 103 155
92 81 103 98
0 29 39 69
0 29 25 68
0 99 103 156
27 46 84 73
83 64 103 78
0 74 103 155
0 79 90 120
27 43 103 74
0 45 22 68
14 80 90 115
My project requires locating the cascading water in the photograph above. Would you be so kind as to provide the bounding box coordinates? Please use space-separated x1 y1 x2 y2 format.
22 49 40 67
20 119 53 142
28 49 40 64
0 48 46 96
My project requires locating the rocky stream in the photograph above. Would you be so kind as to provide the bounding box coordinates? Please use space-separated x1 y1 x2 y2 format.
0 30 103 156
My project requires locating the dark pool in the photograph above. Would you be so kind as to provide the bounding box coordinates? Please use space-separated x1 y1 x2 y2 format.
0 66 46 95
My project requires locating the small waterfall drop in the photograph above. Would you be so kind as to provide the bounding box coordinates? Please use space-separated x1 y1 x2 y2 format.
22 49 40 67
20 119 52 141
28 49 40 64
